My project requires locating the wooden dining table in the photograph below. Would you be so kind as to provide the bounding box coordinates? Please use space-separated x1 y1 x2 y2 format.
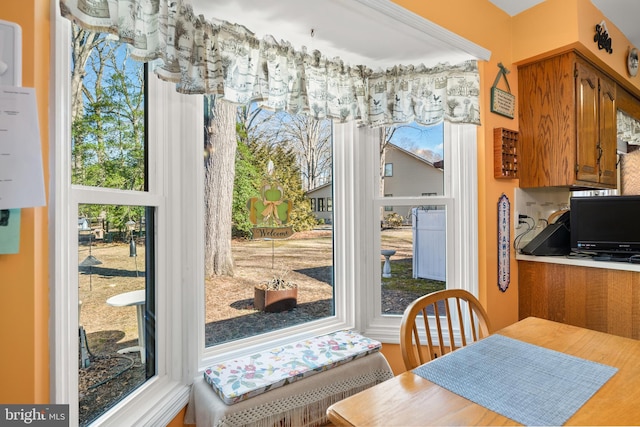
326 316 640 426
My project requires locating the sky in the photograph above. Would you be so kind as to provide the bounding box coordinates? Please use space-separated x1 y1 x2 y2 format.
390 122 444 162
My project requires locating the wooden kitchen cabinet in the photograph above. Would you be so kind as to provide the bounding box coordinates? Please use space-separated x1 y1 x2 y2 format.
518 260 640 339
518 51 617 188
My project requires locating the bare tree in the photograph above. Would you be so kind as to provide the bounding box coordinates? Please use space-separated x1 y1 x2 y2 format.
252 113 332 191
204 97 237 277
71 26 103 179
237 104 269 143
71 25 102 122
380 127 395 197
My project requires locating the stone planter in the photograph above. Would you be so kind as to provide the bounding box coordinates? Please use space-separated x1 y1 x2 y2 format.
254 286 298 312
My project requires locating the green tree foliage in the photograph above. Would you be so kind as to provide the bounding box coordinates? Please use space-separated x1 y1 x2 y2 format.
247 141 317 232
232 117 260 238
71 35 145 234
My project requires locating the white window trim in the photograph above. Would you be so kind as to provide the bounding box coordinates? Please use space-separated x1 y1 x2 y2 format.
198 121 356 367
51 7 192 425
356 123 478 343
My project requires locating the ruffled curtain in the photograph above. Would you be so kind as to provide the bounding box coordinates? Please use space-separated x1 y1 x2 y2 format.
59 0 481 126
618 110 640 145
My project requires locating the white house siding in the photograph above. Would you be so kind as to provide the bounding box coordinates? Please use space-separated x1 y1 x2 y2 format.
382 145 444 223
305 182 333 224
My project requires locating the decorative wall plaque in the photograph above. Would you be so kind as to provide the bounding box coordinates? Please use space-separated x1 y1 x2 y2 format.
594 21 613 54
490 63 515 119
627 47 638 77
497 194 510 292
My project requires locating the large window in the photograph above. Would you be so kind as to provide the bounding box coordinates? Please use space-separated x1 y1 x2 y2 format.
203 105 335 348
54 9 479 426
54 16 190 426
68 27 158 425
378 124 447 315
357 123 478 342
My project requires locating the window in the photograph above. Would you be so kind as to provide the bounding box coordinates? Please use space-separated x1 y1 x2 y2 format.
357 122 478 342
327 198 333 212
54 16 190 426
67 28 159 425
203 106 337 350
54 4 479 425
77 203 155 425
384 195 394 211
421 192 439 210
384 163 393 177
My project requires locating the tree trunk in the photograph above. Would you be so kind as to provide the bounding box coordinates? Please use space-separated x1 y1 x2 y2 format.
379 128 392 225
204 99 237 277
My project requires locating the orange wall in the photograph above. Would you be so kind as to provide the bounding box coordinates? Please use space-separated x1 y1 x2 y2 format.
0 0 50 404
513 0 640 97
512 0 581 63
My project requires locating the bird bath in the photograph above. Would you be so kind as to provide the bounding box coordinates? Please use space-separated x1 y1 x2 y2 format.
381 249 396 278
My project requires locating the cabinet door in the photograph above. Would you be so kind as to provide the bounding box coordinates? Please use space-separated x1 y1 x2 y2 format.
575 60 599 184
517 53 576 187
599 76 617 186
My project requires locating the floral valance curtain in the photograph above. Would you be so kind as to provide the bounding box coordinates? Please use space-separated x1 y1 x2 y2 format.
59 0 481 126
618 110 640 145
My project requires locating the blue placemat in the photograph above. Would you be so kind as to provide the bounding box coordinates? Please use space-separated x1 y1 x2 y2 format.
413 334 618 426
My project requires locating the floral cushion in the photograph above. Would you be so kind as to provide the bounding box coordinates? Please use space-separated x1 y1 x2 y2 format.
203 330 382 405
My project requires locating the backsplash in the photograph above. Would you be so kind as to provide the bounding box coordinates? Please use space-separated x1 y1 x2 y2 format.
513 188 571 247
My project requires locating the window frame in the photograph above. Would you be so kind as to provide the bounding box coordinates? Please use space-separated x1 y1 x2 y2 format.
52 8 478 425
51 12 192 425
355 123 478 343
198 121 355 367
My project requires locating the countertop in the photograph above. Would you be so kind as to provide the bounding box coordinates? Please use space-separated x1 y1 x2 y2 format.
516 253 640 272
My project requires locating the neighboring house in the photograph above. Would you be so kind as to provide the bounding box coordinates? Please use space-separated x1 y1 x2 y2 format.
382 143 444 222
305 182 333 224
305 143 443 225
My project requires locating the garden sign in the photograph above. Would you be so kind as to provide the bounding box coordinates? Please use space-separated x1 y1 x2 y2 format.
248 161 293 239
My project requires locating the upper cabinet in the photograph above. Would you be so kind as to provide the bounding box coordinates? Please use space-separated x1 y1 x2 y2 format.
518 51 617 189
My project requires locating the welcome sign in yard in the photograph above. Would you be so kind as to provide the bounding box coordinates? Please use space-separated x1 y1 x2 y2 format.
248 161 293 240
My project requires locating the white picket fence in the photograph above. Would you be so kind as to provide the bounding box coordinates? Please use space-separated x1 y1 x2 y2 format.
412 208 446 281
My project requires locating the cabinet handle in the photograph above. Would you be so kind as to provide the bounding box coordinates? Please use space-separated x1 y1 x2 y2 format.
597 144 603 162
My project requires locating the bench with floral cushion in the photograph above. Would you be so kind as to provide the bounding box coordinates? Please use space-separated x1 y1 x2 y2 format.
203 330 383 405
185 330 393 426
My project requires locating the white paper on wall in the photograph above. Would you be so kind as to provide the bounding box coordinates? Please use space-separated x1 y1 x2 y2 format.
0 86 45 210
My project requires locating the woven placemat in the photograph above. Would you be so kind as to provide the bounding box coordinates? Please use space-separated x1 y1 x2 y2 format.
413 334 617 426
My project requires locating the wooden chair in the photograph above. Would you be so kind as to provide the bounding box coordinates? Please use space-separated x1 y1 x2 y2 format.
400 289 492 370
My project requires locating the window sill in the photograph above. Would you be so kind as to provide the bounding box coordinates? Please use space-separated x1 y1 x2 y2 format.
92 379 190 427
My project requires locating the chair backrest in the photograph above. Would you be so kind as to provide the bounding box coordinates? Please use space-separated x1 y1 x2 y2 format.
399 289 492 370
